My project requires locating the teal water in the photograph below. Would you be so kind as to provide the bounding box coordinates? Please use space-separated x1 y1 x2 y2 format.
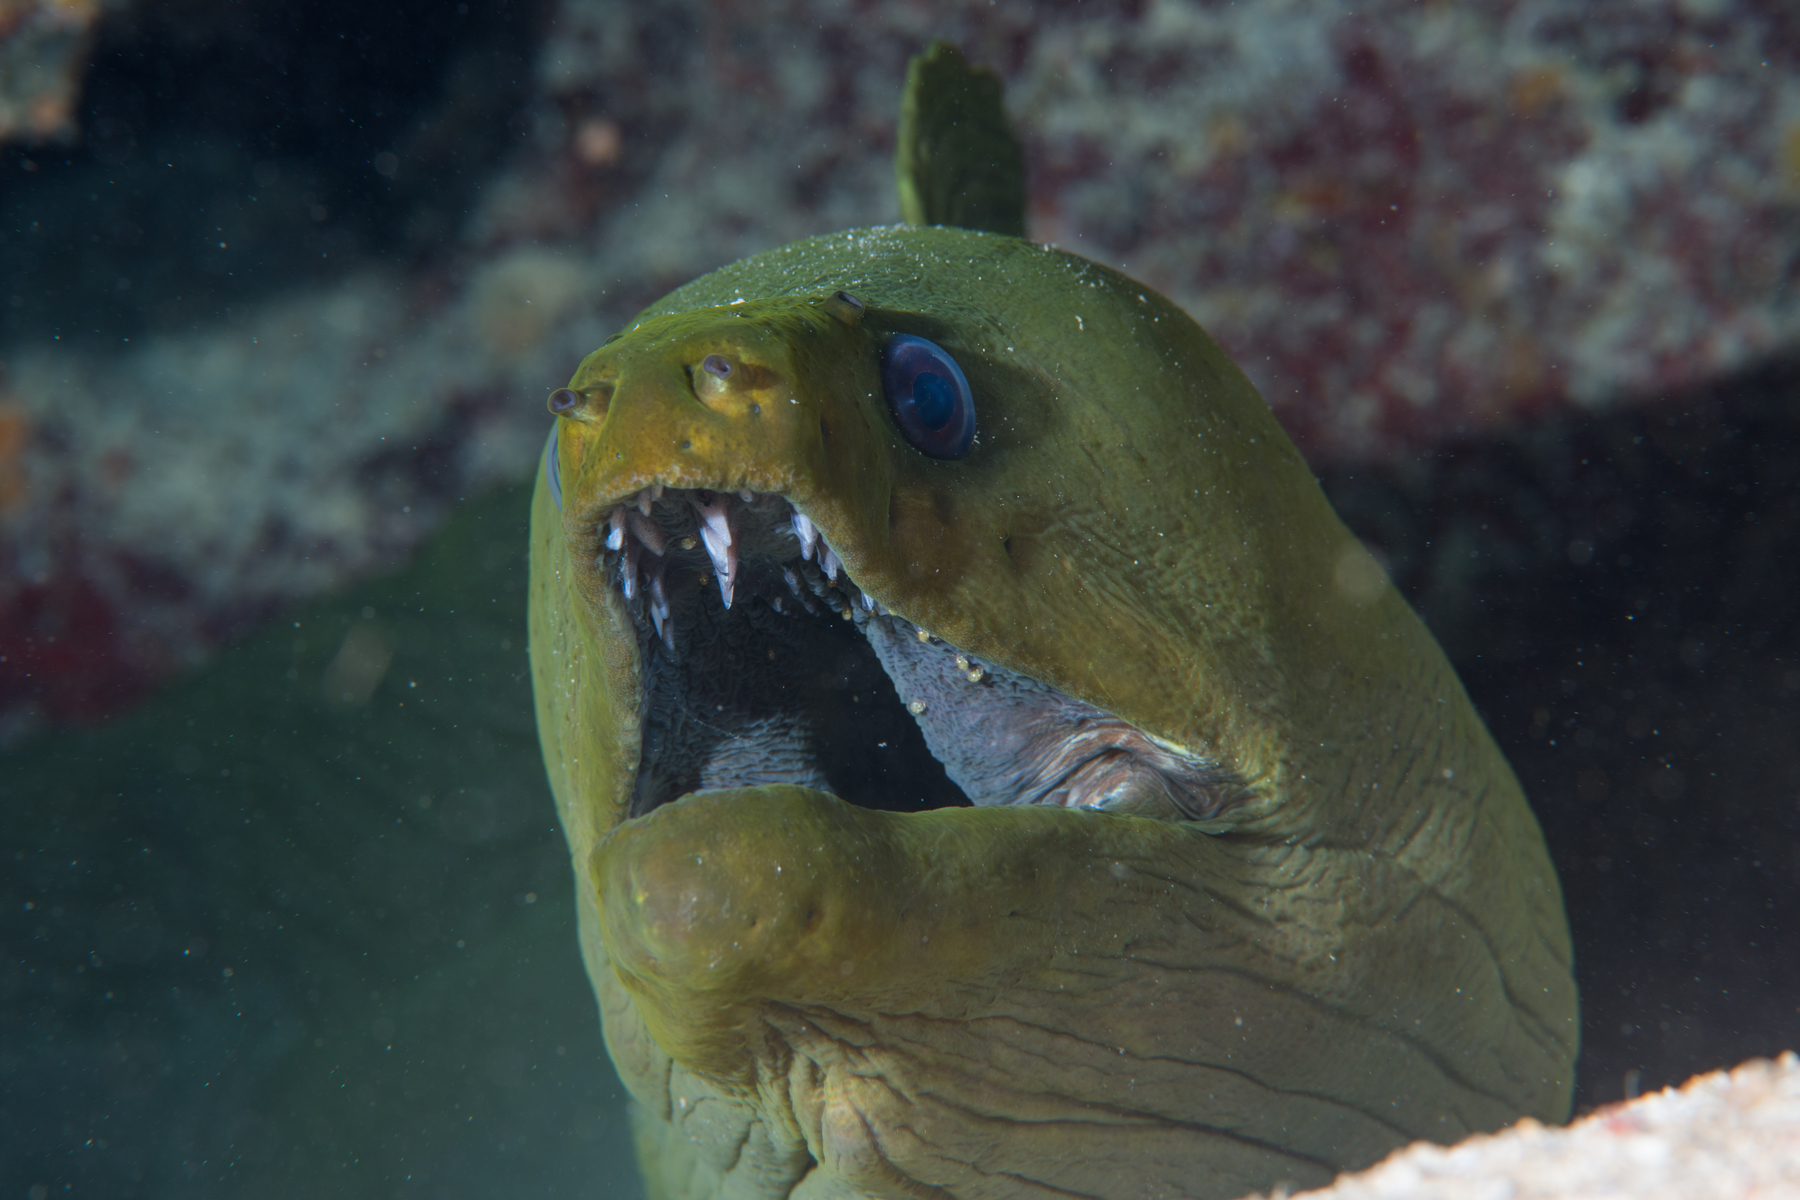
1 483 641 1198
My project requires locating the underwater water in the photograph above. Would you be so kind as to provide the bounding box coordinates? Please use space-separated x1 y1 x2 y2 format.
1 488 640 1196
3 2 1798 1197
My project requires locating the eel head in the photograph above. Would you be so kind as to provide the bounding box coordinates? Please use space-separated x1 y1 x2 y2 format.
527 226 1577 1200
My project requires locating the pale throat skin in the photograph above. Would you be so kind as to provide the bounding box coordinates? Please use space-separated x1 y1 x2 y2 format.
527 225 1579 1200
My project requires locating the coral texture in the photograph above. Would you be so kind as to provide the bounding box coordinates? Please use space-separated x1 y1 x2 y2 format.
1258 1053 1800 1200
0 0 115 143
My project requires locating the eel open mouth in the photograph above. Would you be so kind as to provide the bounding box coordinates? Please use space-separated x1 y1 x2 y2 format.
592 486 1245 823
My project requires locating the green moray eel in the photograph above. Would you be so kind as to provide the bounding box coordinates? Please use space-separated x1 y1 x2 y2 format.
529 43 1577 1200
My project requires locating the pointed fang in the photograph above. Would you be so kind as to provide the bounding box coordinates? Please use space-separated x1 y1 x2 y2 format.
648 570 673 650
605 509 626 552
692 493 734 547
791 513 818 561
648 571 668 639
699 521 737 608
621 539 640 601
626 510 667 556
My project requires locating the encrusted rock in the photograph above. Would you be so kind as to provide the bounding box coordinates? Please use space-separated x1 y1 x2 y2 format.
1252 1054 1800 1200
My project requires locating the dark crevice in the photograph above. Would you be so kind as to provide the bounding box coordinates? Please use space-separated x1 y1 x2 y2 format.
2 0 553 346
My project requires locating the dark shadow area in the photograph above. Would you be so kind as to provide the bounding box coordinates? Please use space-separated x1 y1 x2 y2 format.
1321 357 1800 1114
1 0 551 348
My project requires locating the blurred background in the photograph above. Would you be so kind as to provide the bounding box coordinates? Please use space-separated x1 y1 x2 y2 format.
1 0 1797 1196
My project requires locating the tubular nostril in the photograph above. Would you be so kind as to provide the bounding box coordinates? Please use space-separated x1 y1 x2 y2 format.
548 388 582 415
824 290 864 327
701 355 733 379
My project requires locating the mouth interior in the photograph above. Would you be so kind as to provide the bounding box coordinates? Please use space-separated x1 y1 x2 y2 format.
593 488 1242 822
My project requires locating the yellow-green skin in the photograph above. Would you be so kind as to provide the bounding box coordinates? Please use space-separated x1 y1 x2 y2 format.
528 225 1578 1200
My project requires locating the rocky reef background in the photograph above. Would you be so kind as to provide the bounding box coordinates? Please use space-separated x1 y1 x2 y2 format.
1 0 1797 1196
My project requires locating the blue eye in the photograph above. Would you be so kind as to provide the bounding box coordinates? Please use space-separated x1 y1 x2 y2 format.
880 334 975 459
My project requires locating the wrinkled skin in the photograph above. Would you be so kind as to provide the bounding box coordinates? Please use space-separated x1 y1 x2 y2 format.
529 225 1577 1200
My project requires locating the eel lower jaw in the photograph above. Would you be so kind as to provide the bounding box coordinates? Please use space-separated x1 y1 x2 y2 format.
586 485 1246 826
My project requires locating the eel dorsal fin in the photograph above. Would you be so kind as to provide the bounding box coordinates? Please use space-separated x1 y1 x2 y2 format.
895 41 1026 238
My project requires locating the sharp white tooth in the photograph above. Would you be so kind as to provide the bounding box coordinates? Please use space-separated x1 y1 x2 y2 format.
648 569 669 639
860 591 874 612
648 569 674 653
605 509 626 552
693 493 734 547
649 483 664 504
621 539 640 601
626 510 667 556
701 507 732 549
636 489 654 517
819 544 841 581
688 491 738 608
738 489 754 502
700 521 736 608
791 513 818 561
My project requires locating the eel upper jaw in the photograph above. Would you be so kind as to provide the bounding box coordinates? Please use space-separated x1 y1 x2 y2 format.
585 483 1246 827
595 484 877 648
